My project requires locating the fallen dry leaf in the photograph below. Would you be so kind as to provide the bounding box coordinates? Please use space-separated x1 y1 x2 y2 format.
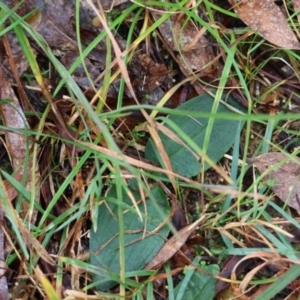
248 152 300 210
229 0 300 50
145 216 205 270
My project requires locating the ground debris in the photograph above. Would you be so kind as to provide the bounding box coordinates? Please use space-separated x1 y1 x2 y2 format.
248 152 300 210
228 0 300 49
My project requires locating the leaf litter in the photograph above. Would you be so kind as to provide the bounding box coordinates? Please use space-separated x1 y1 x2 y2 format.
228 0 300 49
2 0 300 298
248 152 300 211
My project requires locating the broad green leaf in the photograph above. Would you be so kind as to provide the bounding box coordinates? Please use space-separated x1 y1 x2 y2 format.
145 94 245 178
174 261 219 300
90 184 170 291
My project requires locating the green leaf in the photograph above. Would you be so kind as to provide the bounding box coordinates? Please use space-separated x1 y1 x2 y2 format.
145 94 245 178
174 260 219 300
90 184 170 291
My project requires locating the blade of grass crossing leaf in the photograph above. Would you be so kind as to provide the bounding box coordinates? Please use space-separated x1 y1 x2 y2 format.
158 116 234 183
220 121 243 248
222 120 243 212
89 178 103 233
238 118 252 218
229 121 243 181
59 256 111 277
233 118 245 215
147 125 176 191
202 32 237 166
115 166 126 295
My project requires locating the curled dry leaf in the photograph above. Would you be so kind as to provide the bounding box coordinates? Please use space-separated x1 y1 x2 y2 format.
248 152 300 210
228 0 300 50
